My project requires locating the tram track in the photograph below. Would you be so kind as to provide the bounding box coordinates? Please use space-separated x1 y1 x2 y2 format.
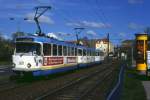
81 68 117 100
0 61 119 100
34 63 116 100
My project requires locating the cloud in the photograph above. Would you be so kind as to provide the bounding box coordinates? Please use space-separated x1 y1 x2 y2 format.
86 30 97 36
3 34 10 39
118 32 126 38
25 13 54 24
47 32 62 40
128 0 144 4
128 22 144 30
66 21 111 29
56 32 74 36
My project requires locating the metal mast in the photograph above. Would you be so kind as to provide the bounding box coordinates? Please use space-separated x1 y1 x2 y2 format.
107 33 110 61
74 27 84 45
34 6 51 36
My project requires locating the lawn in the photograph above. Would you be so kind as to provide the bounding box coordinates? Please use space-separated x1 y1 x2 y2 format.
121 66 147 100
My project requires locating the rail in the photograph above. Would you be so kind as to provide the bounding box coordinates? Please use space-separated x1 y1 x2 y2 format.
35 64 115 100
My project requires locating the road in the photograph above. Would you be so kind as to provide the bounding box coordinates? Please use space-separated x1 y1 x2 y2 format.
0 65 13 76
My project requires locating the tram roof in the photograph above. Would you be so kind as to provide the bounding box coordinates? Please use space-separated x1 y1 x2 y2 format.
16 36 95 50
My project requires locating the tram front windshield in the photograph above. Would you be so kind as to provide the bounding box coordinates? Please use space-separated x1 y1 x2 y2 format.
15 42 41 55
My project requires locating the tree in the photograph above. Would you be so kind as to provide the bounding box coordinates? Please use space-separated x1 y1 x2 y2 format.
12 31 26 41
0 34 14 62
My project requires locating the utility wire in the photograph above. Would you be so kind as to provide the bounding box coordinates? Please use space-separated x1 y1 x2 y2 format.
36 0 78 24
95 0 109 23
84 0 106 24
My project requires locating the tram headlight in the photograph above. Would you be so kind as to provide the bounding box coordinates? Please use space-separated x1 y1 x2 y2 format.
27 63 31 68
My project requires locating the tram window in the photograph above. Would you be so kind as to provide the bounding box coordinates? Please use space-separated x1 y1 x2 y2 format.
96 52 98 56
71 47 74 56
43 43 51 56
68 47 70 56
16 43 41 55
87 50 90 56
58 45 62 56
63 46 67 56
75 48 77 56
53 44 57 56
92 51 94 56
90 51 91 56
78 49 83 56
83 49 86 56
94 52 96 56
100 52 104 56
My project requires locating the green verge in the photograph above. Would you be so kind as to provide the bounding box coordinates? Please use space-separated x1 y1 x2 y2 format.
0 61 12 65
121 67 147 100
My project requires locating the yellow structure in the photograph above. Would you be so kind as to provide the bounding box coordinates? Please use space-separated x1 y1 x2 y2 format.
135 33 148 74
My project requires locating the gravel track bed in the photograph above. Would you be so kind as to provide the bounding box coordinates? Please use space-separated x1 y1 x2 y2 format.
41 64 115 100
81 61 121 100
0 61 118 100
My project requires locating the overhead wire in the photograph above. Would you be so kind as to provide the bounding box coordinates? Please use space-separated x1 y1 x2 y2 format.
34 0 120 42
95 0 109 23
83 0 106 25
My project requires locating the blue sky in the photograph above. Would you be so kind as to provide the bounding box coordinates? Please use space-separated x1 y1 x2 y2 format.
0 0 149 45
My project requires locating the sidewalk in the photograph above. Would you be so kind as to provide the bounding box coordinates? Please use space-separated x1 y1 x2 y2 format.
142 81 150 100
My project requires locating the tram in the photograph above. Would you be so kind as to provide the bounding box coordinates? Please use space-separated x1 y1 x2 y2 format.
12 36 103 76
12 6 103 76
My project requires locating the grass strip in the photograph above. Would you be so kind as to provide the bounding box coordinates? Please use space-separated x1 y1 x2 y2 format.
121 67 147 100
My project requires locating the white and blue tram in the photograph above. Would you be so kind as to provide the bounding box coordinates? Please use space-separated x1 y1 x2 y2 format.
12 36 103 76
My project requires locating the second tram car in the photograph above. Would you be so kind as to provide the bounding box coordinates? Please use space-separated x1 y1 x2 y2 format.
12 36 103 76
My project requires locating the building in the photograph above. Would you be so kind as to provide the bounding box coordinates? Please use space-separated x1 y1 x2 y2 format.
95 38 114 57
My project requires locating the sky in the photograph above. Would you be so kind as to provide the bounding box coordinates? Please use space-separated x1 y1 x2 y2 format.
0 0 150 45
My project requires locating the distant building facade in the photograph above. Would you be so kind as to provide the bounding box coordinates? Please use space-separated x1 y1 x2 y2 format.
95 39 114 56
